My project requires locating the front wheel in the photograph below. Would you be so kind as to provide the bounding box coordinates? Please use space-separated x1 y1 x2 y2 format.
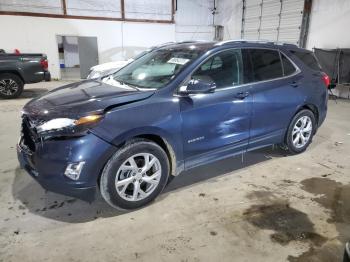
100 139 170 210
283 109 316 154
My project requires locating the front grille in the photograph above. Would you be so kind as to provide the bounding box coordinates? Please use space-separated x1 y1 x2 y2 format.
21 116 39 152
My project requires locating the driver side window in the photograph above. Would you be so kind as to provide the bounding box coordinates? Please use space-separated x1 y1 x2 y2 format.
192 49 243 89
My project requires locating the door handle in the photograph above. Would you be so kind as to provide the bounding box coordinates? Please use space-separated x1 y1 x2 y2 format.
235 91 250 99
290 81 298 88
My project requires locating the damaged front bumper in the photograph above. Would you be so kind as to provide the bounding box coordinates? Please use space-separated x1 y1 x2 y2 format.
17 130 116 202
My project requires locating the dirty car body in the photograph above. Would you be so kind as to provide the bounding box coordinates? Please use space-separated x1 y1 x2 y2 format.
17 41 328 206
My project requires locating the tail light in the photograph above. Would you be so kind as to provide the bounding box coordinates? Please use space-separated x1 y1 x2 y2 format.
321 72 330 88
40 59 48 71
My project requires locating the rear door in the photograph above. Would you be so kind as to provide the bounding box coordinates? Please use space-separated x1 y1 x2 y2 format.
179 49 252 169
289 50 328 123
244 48 304 150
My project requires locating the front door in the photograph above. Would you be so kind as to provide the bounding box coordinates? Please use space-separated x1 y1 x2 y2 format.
179 49 252 169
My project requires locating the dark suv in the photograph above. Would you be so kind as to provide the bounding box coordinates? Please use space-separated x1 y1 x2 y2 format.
17 41 328 209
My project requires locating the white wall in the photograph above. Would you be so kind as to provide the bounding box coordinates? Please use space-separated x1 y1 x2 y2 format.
0 15 175 79
215 0 242 40
4 0 349 80
307 0 350 49
175 0 215 41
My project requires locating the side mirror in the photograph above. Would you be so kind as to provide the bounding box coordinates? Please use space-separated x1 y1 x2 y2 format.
178 79 216 95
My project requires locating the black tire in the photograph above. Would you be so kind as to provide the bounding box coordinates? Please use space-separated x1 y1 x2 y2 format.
100 139 170 210
283 109 316 154
0 73 24 99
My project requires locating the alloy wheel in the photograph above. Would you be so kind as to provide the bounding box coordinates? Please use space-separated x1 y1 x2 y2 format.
0 79 19 96
115 153 162 201
292 116 313 148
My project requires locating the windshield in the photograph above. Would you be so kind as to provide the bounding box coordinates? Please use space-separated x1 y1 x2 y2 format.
111 48 203 89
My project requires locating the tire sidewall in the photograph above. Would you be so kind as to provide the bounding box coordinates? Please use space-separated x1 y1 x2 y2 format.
101 140 170 210
0 73 24 99
286 109 316 154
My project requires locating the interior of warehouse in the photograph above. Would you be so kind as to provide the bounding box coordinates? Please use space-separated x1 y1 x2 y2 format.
0 1 349 261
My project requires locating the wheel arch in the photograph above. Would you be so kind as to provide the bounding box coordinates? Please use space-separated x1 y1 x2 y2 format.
298 103 319 129
282 103 319 145
109 128 182 178
0 70 25 83
132 134 178 177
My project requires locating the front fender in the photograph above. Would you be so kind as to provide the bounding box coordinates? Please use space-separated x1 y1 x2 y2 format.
91 95 184 173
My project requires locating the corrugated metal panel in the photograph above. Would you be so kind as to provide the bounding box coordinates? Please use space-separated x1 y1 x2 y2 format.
261 1 280 29
242 0 304 45
260 0 281 40
0 0 63 14
124 0 172 21
242 0 261 40
279 0 304 44
175 0 214 41
66 0 121 18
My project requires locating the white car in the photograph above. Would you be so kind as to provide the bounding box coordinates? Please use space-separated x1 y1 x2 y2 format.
87 42 176 79
87 59 133 79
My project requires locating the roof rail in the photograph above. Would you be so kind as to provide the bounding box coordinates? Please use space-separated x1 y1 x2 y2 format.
215 39 298 48
177 40 208 44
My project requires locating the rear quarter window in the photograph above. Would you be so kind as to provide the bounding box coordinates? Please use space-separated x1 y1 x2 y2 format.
281 53 297 76
291 51 321 71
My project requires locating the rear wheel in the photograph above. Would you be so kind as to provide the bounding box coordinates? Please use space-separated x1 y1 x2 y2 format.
0 73 24 99
282 109 316 154
100 139 170 210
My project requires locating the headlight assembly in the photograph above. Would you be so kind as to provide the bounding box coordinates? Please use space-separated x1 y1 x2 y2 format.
37 118 75 133
36 114 103 134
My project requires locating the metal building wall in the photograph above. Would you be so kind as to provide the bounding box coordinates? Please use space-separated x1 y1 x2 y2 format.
175 0 215 41
241 0 305 45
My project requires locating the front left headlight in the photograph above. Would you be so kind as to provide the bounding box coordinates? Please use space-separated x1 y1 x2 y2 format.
36 115 103 134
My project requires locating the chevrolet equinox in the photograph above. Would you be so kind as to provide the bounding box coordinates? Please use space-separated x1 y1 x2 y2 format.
17 41 328 209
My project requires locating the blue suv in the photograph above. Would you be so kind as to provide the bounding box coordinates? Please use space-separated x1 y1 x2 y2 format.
17 41 328 209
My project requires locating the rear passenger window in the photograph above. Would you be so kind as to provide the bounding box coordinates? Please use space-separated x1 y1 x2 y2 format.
249 49 283 81
291 51 321 71
281 54 296 76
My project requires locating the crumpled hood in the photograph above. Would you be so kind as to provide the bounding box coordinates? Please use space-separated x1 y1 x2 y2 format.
23 80 155 120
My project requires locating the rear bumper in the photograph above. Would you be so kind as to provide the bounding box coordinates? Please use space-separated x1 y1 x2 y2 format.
316 89 328 129
318 108 327 127
25 71 51 83
16 132 116 202
44 71 51 81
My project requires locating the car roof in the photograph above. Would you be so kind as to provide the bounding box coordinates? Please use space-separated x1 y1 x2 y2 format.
157 40 309 53
157 41 217 52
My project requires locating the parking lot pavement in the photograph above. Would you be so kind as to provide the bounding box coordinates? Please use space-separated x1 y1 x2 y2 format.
0 81 349 261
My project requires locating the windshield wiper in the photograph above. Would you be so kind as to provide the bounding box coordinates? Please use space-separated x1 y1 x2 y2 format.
102 76 140 91
120 81 141 91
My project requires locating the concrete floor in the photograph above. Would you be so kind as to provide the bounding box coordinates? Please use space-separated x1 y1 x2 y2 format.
0 81 349 262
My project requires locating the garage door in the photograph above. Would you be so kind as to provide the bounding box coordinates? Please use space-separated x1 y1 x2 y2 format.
241 0 305 46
